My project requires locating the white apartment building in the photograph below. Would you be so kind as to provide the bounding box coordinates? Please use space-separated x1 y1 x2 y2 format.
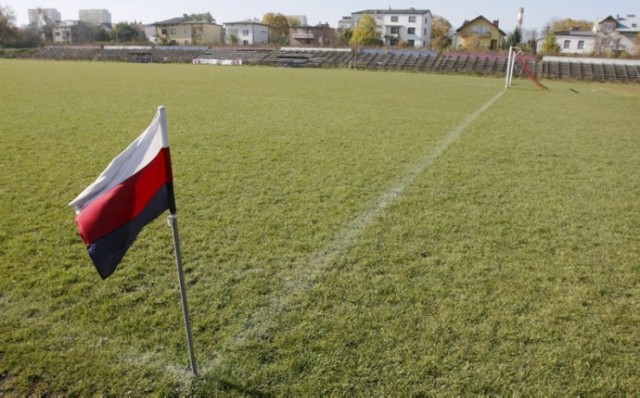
79 9 112 27
351 8 432 48
224 21 271 45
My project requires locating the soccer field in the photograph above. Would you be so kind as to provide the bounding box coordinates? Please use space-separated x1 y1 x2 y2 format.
0 60 639 395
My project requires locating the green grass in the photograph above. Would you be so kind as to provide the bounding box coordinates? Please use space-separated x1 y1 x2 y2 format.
0 60 639 395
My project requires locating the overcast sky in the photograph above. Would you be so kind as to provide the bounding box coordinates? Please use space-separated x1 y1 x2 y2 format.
4 0 638 32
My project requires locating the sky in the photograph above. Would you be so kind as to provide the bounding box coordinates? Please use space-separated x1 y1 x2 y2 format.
4 0 639 33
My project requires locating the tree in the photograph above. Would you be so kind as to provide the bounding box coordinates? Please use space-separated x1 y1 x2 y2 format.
540 33 560 54
507 27 522 47
286 16 301 26
544 18 593 32
349 14 382 47
521 28 539 53
72 22 98 44
0 4 19 47
95 27 111 42
338 28 353 46
262 12 290 45
112 22 144 43
183 12 215 23
15 26 42 47
430 15 452 50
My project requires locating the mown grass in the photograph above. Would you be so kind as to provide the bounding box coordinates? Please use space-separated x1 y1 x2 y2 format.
0 60 638 395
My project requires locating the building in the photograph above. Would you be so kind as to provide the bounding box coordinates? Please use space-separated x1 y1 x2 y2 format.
537 30 596 55
79 9 112 27
289 24 336 47
453 16 507 51
28 8 61 28
52 20 95 44
154 17 223 45
537 14 639 56
593 14 639 56
350 8 432 48
337 16 352 32
224 21 271 45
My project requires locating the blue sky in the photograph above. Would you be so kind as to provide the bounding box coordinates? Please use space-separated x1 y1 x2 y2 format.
5 0 638 32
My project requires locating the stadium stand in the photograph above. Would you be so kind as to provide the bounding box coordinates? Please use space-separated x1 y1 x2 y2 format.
12 46 640 83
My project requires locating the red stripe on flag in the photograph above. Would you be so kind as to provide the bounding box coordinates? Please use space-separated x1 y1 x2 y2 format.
76 148 173 244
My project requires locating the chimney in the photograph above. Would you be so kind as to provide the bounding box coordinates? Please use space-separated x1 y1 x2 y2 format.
493 19 499 27
517 7 524 30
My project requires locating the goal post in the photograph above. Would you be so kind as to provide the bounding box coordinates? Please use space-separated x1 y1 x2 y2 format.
505 46 548 90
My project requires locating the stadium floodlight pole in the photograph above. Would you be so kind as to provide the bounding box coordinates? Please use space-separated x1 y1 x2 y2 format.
159 106 199 377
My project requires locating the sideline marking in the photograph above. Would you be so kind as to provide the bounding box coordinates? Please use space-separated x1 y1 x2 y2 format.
220 89 506 358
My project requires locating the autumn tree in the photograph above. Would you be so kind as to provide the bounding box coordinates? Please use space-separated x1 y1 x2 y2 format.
430 15 452 50
286 16 301 26
540 33 560 54
263 12 290 45
349 14 382 47
544 18 593 32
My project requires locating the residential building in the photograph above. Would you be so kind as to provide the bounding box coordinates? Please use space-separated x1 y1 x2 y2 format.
337 16 352 32
593 14 639 56
350 8 432 48
28 8 61 28
537 14 639 56
52 20 95 44
154 17 223 45
79 9 112 27
224 21 270 45
537 30 595 54
289 24 336 47
453 16 507 51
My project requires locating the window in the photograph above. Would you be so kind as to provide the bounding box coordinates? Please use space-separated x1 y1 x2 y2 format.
170 28 176 34
578 40 584 49
161 29 167 35
391 26 400 34
408 40 415 46
409 16 416 23
391 16 399 22
242 29 249 36
407 27 415 35
563 40 570 49
473 26 488 35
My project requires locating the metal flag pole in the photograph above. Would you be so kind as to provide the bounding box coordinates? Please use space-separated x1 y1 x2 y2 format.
158 106 198 376
168 214 199 376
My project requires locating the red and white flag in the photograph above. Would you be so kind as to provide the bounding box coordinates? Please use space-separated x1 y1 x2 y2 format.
69 107 175 279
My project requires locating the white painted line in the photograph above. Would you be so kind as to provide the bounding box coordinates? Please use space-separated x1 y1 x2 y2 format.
216 88 506 365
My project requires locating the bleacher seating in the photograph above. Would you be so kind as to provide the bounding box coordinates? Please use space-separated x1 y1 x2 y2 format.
12 45 640 84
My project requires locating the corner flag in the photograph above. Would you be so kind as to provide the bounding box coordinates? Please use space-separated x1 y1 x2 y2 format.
69 106 175 279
